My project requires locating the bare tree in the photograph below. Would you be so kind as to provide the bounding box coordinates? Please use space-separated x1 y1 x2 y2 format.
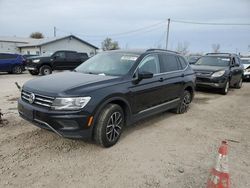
212 44 220 53
176 42 189 55
101 38 120 51
30 32 44 39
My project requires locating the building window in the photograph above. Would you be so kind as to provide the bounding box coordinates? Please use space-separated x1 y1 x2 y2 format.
36 51 40 55
27 51 30 55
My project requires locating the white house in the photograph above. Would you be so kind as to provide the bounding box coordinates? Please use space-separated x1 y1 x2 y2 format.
0 35 98 56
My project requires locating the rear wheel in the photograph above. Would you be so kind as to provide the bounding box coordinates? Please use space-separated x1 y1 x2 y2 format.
173 90 192 114
28 70 39 75
220 80 229 95
40 65 52 75
235 78 243 89
94 104 124 147
12 65 23 74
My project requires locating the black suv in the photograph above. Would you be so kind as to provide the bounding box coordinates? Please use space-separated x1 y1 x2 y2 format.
18 49 195 147
191 53 243 94
25 50 89 75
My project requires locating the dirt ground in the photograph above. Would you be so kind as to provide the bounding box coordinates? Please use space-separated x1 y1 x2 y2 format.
0 72 249 188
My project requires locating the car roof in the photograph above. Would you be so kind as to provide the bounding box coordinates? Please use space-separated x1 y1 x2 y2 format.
104 49 180 56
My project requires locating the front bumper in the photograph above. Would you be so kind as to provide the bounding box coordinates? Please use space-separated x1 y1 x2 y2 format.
18 98 93 139
243 71 250 79
195 75 227 89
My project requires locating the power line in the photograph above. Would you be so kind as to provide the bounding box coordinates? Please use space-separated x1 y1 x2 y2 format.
57 20 166 38
171 19 250 26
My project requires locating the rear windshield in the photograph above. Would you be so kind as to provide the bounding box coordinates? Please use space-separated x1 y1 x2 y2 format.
195 56 230 67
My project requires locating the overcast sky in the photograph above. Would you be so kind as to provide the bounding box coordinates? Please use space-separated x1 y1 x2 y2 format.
0 0 250 53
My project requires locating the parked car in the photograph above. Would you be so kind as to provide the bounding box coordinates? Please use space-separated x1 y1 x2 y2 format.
191 53 243 94
186 55 201 64
18 49 195 147
25 50 89 75
240 57 250 80
0 53 25 74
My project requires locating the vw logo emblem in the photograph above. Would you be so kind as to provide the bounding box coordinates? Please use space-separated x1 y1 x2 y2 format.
28 93 35 104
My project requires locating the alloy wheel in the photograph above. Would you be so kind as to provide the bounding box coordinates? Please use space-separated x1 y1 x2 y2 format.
180 92 191 113
106 112 123 142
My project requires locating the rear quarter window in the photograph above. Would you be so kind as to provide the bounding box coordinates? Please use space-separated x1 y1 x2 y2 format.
178 56 188 69
0 54 17 59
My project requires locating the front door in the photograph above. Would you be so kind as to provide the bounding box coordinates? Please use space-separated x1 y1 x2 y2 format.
129 54 165 114
52 51 66 70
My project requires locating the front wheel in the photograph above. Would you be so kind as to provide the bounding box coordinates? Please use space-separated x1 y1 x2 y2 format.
94 104 124 147
172 90 192 114
235 78 243 89
40 65 52 75
220 80 229 95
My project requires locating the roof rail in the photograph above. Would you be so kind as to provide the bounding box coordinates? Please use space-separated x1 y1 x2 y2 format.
146 48 180 54
205 53 233 56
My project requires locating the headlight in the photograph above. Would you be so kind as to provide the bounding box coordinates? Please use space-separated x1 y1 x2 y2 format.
32 59 40 63
211 70 225 78
51 97 91 110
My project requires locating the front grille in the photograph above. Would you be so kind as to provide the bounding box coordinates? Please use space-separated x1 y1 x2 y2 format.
21 90 54 108
195 71 212 76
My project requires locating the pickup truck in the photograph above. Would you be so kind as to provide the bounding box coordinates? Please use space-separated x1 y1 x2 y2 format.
25 50 89 75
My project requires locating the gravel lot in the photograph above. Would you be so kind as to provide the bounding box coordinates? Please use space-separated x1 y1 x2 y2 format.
0 72 249 188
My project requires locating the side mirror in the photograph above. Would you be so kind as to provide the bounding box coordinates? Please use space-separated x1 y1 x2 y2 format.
138 71 153 80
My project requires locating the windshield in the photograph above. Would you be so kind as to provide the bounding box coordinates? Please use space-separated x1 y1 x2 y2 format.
195 56 230 67
188 56 199 62
75 52 139 76
241 59 250 64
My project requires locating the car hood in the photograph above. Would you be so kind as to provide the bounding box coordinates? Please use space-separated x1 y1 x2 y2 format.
242 64 250 69
191 65 229 73
23 72 121 97
26 56 51 62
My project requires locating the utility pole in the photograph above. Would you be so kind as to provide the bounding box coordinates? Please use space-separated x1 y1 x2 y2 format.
54 26 56 37
166 18 170 50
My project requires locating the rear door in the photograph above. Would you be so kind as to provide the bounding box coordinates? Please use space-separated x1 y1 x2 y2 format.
158 53 184 101
230 57 242 85
65 52 79 70
0 54 17 72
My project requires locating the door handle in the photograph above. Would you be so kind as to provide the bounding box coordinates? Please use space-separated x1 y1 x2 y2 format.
181 73 185 77
159 77 164 82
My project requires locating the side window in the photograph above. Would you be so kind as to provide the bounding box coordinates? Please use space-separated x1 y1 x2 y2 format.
66 52 76 59
0 54 16 59
138 55 160 74
234 57 240 66
55 52 66 58
178 56 188 69
159 54 180 72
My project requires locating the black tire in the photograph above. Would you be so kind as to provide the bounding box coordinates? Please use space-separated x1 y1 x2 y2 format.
12 65 23 74
235 77 243 89
28 70 39 75
94 104 124 147
172 90 192 114
220 80 229 95
40 65 52 75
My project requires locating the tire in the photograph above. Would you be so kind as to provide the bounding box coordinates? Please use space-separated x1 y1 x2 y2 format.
12 65 23 74
235 77 243 89
172 90 192 114
28 70 39 75
40 65 52 75
220 80 229 95
94 104 124 147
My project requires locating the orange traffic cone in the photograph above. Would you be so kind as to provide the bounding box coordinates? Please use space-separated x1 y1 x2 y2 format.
207 141 230 188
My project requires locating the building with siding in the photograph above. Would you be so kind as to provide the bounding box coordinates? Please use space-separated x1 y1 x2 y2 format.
0 35 98 56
